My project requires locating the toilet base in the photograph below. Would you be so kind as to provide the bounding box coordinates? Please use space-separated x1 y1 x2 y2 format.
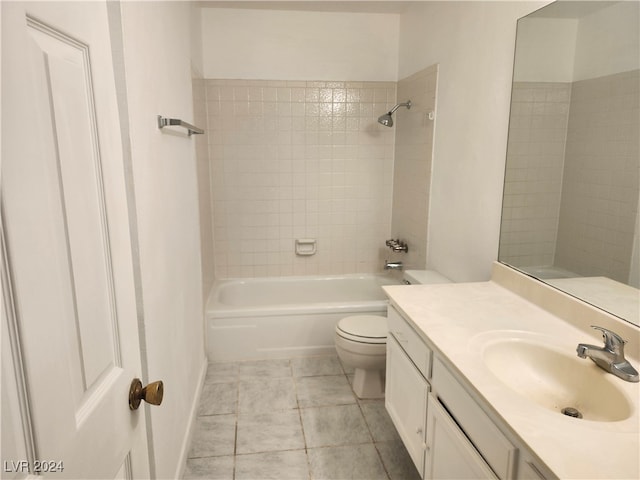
352 367 385 399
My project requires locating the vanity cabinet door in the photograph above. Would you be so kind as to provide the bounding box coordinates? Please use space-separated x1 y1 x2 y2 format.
425 393 497 480
385 335 429 476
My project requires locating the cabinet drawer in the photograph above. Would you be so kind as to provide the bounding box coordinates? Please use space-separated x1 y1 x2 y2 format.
432 358 517 480
387 306 432 378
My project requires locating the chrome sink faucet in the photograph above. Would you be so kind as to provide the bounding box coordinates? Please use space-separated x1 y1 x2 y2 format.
577 326 639 382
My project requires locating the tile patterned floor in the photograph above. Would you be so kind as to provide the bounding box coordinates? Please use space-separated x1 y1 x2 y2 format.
184 355 421 480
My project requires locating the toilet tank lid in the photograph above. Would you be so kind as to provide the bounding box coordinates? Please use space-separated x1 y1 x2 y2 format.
403 270 451 285
337 315 387 339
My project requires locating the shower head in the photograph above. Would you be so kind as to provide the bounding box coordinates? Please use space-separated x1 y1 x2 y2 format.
378 112 393 127
377 100 412 127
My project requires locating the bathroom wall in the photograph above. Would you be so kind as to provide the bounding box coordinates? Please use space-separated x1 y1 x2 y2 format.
513 17 578 83
206 79 396 277
117 2 206 478
200 2 548 282
397 1 549 282
500 81 571 267
572 1 640 82
389 64 439 271
200 7 405 278
201 8 399 81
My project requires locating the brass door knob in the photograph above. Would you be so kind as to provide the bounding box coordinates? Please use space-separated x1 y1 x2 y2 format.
129 378 164 410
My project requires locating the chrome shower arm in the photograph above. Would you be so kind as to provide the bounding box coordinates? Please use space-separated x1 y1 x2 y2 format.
388 100 412 114
378 100 412 127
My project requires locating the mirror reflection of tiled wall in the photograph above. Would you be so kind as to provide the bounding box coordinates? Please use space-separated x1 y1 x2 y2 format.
501 81 571 268
555 70 639 283
501 69 639 283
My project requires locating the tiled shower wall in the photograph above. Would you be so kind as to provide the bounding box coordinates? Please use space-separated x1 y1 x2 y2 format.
206 80 396 277
500 82 571 267
555 70 640 282
389 64 438 272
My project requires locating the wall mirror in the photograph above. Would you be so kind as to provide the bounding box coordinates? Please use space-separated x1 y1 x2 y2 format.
499 0 639 326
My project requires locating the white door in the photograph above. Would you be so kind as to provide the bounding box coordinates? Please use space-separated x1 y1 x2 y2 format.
1 2 151 478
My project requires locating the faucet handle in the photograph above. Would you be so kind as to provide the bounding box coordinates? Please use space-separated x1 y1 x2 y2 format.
591 326 626 352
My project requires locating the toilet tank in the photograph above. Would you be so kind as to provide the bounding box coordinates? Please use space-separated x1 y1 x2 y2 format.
403 270 451 285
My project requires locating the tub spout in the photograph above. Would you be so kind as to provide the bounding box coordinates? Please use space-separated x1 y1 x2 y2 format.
384 260 403 271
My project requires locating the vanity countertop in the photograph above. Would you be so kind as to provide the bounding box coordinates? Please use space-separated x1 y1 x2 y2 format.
383 269 639 479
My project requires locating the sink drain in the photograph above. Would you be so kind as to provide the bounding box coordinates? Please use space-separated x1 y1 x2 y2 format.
561 407 583 419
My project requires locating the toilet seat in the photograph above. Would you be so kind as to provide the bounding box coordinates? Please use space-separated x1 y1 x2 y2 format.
335 315 387 344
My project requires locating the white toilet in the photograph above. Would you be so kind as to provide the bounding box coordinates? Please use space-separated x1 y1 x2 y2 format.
335 314 388 399
334 270 451 399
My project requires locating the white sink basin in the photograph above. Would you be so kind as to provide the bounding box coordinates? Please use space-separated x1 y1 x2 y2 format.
477 332 633 422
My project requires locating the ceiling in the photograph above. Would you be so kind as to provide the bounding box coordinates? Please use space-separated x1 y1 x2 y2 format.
196 1 416 14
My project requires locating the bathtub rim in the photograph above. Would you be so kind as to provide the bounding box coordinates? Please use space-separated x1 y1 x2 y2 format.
206 273 398 319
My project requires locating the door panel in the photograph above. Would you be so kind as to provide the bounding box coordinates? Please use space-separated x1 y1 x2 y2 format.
27 14 121 410
1 2 149 478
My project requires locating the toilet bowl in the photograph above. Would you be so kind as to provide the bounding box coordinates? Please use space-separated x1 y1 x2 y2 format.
334 315 387 399
335 270 452 399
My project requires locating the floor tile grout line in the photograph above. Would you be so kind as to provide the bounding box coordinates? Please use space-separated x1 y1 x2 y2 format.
234 447 308 457
188 438 395 460
355 400 378 445
232 375 239 480
372 442 393 480
356 395 394 479
290 362 314 480
306 440 387 451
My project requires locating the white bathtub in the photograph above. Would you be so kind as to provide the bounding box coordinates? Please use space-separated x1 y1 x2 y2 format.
206 274 400 361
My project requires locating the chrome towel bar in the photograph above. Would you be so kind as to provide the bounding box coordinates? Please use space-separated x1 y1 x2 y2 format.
157 115 204 136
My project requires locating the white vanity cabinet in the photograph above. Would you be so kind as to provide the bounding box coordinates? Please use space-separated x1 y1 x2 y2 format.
385 335 429 474
385 307 432 476
386 304 553 480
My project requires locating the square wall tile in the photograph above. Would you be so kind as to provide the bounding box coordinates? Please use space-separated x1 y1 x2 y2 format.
205 78 396 277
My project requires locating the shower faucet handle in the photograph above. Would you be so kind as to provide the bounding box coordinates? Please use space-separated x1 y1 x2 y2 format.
385 239 408 253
